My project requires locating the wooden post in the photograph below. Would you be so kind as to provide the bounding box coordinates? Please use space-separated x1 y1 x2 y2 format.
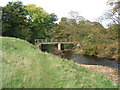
58 43 61 50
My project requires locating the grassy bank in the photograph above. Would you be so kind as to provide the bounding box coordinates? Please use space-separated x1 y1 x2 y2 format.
1 37 118 88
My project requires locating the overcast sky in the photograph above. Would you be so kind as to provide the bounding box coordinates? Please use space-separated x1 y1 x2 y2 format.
1 0 108 24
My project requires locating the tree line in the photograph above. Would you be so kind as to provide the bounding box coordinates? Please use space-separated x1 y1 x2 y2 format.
1 1 120 60
2 1 57 44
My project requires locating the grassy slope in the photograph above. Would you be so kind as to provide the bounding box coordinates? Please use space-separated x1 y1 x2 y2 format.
1 37 118 88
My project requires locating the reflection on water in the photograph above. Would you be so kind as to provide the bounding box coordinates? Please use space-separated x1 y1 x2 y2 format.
63 51 120 68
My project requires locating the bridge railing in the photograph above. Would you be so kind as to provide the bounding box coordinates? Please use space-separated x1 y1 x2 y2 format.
35 39 75 44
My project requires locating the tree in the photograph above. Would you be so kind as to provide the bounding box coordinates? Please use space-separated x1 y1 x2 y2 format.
25 4 57 43
103 0 120 25
2 1 31 41
2 2 57 43
53 17 70 39
68 11 85 23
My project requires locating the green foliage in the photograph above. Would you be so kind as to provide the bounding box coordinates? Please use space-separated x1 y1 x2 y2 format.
107 24 120 39
25 4 57 43
2 1 119 60
2 1 57 43
53 15 119 60
1 37 118 88
2 1 31 41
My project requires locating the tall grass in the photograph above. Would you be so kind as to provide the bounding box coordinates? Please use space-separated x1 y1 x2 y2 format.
1 37 118 88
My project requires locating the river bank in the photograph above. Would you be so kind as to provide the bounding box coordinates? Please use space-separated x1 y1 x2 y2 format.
42 47 119 84
63 50 119 84
79 64 119 84
50 49 120 85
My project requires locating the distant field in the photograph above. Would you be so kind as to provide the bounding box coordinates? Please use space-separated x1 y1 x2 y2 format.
1 37 118 88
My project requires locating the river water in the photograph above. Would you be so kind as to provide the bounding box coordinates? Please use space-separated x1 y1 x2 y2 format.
63 51 120 68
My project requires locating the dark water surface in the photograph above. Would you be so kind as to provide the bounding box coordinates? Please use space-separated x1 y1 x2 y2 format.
63 51 120 68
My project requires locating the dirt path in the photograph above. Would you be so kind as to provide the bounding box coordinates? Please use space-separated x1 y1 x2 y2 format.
79 64 119 85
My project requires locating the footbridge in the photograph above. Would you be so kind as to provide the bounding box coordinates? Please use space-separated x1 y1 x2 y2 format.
35 39 79 50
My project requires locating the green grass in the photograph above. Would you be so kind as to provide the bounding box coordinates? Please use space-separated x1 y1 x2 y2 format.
1 37 118 88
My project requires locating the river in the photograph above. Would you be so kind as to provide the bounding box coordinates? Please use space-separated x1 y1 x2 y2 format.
62 51 120 68
41 46 120 68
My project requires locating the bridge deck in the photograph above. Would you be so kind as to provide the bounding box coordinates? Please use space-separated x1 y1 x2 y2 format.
35 39 79 50
38 42 78 44
35 39 78 46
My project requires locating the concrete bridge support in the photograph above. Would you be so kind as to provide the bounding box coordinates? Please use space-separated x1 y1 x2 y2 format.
58 43 61 50
77 43 80 47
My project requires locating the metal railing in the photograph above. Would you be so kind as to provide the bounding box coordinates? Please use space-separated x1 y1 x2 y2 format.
35 39 76 44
